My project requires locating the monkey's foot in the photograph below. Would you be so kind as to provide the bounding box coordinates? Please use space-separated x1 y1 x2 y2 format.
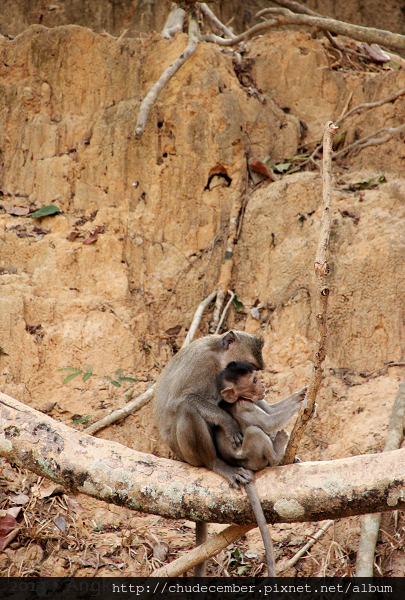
213 458 253 489
293 386 308 402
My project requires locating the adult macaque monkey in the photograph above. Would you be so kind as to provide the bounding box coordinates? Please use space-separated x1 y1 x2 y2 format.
216 361 307 577
154 330 265 576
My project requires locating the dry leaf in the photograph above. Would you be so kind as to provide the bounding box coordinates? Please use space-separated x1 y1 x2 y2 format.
54 515 66 533
10 493 29 505
0 514 18 537
64 496 84 515
249 159 277 181
82 234 98 244
165 325 182 336
3 204 30 216
39 484 64 499
153 542 168 562
66 231 80 241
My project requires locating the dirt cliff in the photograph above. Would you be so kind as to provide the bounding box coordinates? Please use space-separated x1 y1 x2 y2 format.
1 20 405 575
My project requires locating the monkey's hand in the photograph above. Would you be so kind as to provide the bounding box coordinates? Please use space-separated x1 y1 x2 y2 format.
213 459 252 489
224 421 244 448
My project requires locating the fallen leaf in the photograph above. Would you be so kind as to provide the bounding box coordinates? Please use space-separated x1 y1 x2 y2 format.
0 507 21 519
67 231 80 241
362 43 390 63
82 234 98 244
92 225 105 234
249 159 276 181
250 307 261 320
10 493 29 505
165 325 182 336
29 205 61 218
153 542 168 562
39 484 64 499
54 515 66 533
65 496 84 515
2 204 30 216
0 514 18 537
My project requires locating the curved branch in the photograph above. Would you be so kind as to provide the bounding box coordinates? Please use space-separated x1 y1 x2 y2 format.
199 3 236 40
199 20 276 46
257 7 405 52
2 392 405 525
135 8 199 139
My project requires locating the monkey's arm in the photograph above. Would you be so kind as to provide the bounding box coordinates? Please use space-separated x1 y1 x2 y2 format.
256 387 307 418
187 396 243 446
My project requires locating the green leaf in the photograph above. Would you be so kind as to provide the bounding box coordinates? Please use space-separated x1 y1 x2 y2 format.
263 155 275 167
231 547 244 562
351 174 386 190
119 376 137 383
29 205 61 219
63 370 83 384
103 375 121 387
237 566 248 575
289 153 309 161
274 162 291 173
83 363 93 373
115 368 123 379
83 372 92 382
72 415 92 425
57 367 81 372
232 293 244 313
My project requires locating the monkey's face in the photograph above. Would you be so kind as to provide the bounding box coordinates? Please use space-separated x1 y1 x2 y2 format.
221 370 266 404
220 331 265 370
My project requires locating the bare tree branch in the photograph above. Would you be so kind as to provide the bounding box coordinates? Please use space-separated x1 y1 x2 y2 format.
214 289 235 334
335 87 405 127
135 7 199 139
199 3 236 40
356 378 405 576
3 392 405 525
256 7 405 52
334 124 405 158
209 195 247 332
283 121 338 464
84 290 216 435
277 519 334 574
199 20 276 46
151 523 255 577
183 290 217 346
161 3 186 40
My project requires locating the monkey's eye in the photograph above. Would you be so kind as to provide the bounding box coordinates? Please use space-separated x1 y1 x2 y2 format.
253 377 257 383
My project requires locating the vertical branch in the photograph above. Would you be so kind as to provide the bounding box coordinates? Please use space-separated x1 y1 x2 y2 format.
135 6 199 139
282 121 338 465
355 378 405 576
209 195 246 333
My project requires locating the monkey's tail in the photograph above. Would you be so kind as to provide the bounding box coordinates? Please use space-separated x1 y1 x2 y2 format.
245 481 276 577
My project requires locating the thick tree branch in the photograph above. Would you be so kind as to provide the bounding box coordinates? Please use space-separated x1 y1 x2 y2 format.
161 3 186 40
256 7 405 52
199 3 236 40
356 378 405 577
282 121 337 465
2 392 405 525
135 7 199 139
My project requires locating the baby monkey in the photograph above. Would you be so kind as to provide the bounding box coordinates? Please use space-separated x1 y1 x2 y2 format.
216 361 307 576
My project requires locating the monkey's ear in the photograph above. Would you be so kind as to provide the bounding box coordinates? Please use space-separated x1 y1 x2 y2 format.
221 386 239 403
221 330 237 350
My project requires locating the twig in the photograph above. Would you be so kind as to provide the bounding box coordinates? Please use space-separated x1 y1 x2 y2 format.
269 0 321 17
199 3 236 40
335 87 405 127
214 290 235 334
282 121 338 465
183 290 217 346
135 7 199 138
334 124 405 158
277 520 334 574
256 7 405 52
292 87 405 173
356 377 405 576
199 20 276 46
150 524 255 577
161 3 186 40
84 290 216 435
209 195 247 333
360 362 405 378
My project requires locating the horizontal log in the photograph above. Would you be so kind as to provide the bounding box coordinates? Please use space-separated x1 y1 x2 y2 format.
1 392 405 524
